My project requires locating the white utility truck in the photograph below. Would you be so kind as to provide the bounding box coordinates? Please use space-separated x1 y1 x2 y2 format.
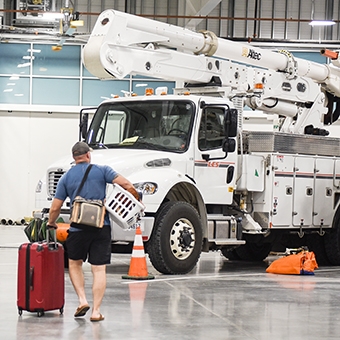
35 9 340 274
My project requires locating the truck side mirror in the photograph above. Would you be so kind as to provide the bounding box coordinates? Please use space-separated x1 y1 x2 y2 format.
222 108 237 154
80 113 89 140
224 108 238 138
222 138 236 153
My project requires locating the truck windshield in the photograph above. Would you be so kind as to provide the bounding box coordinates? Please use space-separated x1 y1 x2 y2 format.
86 100 195 153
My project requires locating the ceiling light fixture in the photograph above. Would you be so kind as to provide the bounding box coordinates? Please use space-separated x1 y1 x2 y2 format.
309 20 336 26
27 49 41 53
22 56 35 60
17 62 31 68
309 0 336 26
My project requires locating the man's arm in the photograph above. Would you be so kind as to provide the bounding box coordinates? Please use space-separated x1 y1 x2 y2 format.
113 174 140 200
47 198 64 228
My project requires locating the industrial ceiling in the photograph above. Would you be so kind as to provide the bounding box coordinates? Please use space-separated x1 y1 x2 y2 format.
1 0 340 46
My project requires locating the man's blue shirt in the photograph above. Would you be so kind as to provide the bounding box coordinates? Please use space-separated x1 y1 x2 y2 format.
55 162 118 226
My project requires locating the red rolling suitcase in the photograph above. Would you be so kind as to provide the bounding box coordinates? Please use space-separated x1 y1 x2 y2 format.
17 228 65 317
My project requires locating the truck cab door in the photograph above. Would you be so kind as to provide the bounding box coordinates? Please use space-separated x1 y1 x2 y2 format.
193 106 237 204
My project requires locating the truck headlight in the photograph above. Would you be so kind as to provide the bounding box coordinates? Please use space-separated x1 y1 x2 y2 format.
134 182 158 195
36 180 43 193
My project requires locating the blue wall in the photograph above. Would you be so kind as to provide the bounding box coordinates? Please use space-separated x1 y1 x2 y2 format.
0 42 175 106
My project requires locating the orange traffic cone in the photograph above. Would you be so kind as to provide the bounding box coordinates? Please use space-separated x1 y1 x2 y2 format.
122 225 155 280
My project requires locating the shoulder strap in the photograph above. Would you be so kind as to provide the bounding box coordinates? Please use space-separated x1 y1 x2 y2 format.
75 164 93 197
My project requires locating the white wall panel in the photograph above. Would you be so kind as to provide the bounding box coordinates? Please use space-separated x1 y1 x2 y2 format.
0 112 79 220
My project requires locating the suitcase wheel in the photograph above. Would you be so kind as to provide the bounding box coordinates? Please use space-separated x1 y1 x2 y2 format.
37 311 44 317
18 308 22 316
60 307 64 314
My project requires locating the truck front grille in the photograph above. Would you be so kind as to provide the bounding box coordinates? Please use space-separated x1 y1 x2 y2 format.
48 170 65 197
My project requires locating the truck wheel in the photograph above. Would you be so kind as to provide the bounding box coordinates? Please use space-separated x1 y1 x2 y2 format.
324 209 340 265
147 201 203 274
306 233 330 266
234 242 271 261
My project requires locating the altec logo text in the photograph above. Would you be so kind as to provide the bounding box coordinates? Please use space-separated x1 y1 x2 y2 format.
242 47 262 60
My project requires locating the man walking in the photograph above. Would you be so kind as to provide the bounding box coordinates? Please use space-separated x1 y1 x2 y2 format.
48 141 139 321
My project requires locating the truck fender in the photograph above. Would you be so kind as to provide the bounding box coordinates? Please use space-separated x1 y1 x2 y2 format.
129 168 208 243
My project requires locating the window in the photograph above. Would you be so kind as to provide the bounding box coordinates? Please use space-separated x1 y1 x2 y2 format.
0 43 31 75
0 42 176 106
87 100 194 153
82 79 129 106
198 108 225 150
32 45 81 77
32 78 80 105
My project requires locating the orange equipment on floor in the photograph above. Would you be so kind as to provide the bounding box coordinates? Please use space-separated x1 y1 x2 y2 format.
266 249 318 275
122 225 154 280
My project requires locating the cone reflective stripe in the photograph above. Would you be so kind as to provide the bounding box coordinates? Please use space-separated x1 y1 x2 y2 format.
122 225 154 280
131 227 145 258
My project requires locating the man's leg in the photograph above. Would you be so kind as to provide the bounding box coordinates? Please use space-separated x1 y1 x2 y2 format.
91 264 106 319
69 259 89 308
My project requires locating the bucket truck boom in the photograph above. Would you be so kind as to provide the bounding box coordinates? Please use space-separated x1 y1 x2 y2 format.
83 10 340 134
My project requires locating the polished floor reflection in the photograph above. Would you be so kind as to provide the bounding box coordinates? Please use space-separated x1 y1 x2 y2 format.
1 225 340 340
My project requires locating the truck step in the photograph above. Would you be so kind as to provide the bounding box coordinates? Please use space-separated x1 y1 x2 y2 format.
212 239 246 246
207 214 234 221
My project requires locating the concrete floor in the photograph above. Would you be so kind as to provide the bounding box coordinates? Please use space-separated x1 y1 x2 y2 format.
1 225 340 340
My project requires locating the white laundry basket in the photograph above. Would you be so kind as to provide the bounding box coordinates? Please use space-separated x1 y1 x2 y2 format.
105 184 144 230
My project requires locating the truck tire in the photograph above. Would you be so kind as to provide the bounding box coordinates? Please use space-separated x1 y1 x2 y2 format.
324 209 340 265
234 242 271 261
147 201 203 274
306 233 330 266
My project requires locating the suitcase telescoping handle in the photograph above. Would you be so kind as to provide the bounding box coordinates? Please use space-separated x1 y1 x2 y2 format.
46 225 58 249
